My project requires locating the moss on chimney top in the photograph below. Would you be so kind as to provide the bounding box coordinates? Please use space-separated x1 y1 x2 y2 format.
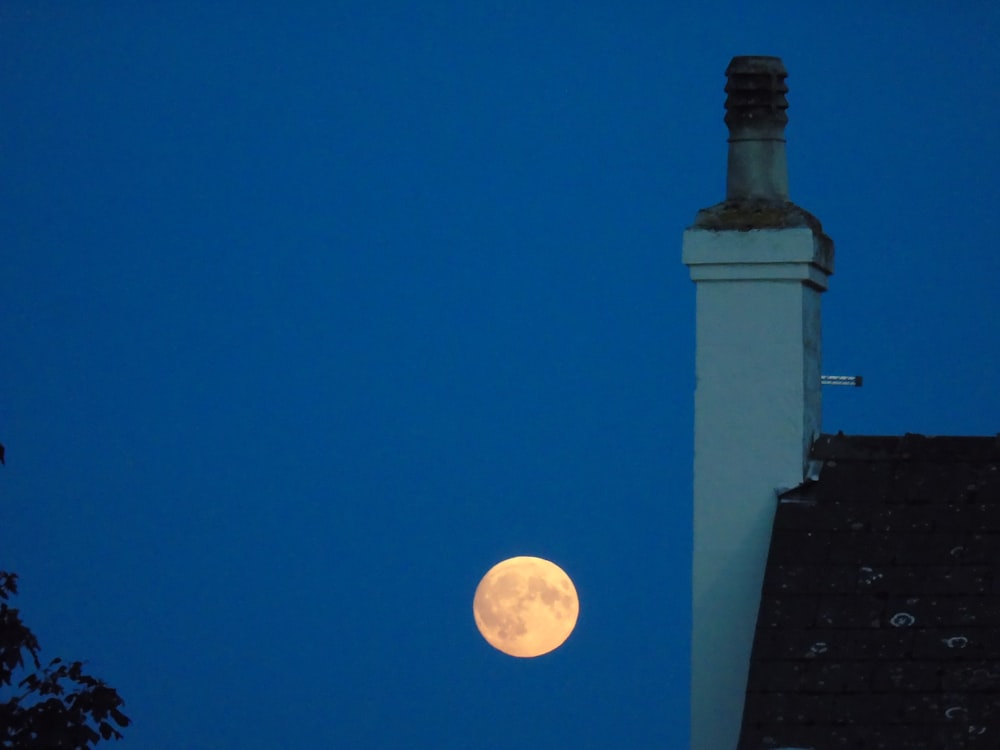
692 199 826 233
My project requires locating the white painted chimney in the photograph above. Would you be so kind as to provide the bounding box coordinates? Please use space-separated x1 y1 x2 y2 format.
682 57 834 750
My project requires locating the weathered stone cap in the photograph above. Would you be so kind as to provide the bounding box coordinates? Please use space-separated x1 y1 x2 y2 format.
691 199 827 233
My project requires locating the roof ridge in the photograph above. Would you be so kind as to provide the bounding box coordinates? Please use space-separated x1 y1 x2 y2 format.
812 433 1000 462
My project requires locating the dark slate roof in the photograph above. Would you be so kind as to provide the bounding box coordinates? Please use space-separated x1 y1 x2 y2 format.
739 432 1000 750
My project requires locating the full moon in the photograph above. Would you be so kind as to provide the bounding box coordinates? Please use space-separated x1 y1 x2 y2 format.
473 556 579 658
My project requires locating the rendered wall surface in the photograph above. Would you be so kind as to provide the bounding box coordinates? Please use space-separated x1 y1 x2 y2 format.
684 227 831 750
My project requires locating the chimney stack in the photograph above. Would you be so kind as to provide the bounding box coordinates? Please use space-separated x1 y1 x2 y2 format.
682 57 834 750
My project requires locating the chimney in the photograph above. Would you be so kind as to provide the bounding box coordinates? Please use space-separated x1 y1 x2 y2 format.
682 57 834 750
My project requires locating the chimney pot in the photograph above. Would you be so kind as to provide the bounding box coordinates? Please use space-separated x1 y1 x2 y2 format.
724 55 790 201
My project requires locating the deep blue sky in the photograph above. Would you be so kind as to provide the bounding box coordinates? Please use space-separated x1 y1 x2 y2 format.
2 3 999 748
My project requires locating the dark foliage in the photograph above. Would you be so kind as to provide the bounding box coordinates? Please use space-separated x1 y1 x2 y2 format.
0 572 129 748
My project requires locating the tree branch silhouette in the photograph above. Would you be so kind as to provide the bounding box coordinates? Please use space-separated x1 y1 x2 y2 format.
1 571 130 748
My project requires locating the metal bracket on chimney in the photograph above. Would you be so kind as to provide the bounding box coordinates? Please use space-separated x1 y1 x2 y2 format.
821 375 863 387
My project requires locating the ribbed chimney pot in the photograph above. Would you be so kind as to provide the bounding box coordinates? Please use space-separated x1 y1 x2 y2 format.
725 55 789 202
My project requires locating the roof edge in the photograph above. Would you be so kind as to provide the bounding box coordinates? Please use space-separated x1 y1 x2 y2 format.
811 432 1000 462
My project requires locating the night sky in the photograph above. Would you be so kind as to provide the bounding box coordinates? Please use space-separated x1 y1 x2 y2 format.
2 3 999 748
